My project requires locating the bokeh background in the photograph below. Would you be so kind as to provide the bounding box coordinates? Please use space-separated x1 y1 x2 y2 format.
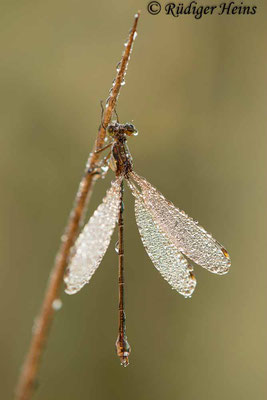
1 1 266 399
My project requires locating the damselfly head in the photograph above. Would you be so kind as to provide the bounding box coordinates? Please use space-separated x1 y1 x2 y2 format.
106 122 138 138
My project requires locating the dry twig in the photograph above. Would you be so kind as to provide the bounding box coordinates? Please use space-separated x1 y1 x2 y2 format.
15 12 140 400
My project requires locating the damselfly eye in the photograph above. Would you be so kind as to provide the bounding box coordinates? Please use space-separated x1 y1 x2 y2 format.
125 124 138 136
125 124 134 132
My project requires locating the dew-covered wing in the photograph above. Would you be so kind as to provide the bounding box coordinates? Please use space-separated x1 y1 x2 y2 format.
64 177 122 295
130 172 231 275
134 195 196 297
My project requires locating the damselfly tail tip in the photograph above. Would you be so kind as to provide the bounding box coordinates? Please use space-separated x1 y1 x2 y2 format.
120 355 130 367
116 335 131 367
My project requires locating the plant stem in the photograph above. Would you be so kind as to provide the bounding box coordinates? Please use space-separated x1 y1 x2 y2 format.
15 12 140 400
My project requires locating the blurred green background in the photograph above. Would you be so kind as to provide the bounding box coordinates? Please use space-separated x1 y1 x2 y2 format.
0 1 266 399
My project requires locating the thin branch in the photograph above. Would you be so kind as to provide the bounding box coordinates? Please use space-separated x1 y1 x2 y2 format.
15 12 140 400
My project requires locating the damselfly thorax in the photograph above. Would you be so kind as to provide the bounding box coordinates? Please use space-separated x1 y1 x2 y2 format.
64 121 231 367
106 122 136 176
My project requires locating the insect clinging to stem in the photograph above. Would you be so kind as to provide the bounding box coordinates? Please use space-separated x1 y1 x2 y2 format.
64 119 231 367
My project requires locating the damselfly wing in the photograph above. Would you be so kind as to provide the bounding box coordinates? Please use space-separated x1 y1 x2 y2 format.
64 176 123 295
129 172 230 275
64 121 231 366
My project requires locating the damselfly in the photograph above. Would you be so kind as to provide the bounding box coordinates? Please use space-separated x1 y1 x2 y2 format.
64 121 231 366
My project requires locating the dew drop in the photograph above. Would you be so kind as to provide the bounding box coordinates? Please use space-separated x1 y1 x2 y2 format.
116 62 121 72
52 299 63 311
101 165 109 178
115 240 119 254
32 317 40 334
61 234 67 242
105 96 111 107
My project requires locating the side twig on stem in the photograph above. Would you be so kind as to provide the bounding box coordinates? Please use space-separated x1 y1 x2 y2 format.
15 11 140 400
